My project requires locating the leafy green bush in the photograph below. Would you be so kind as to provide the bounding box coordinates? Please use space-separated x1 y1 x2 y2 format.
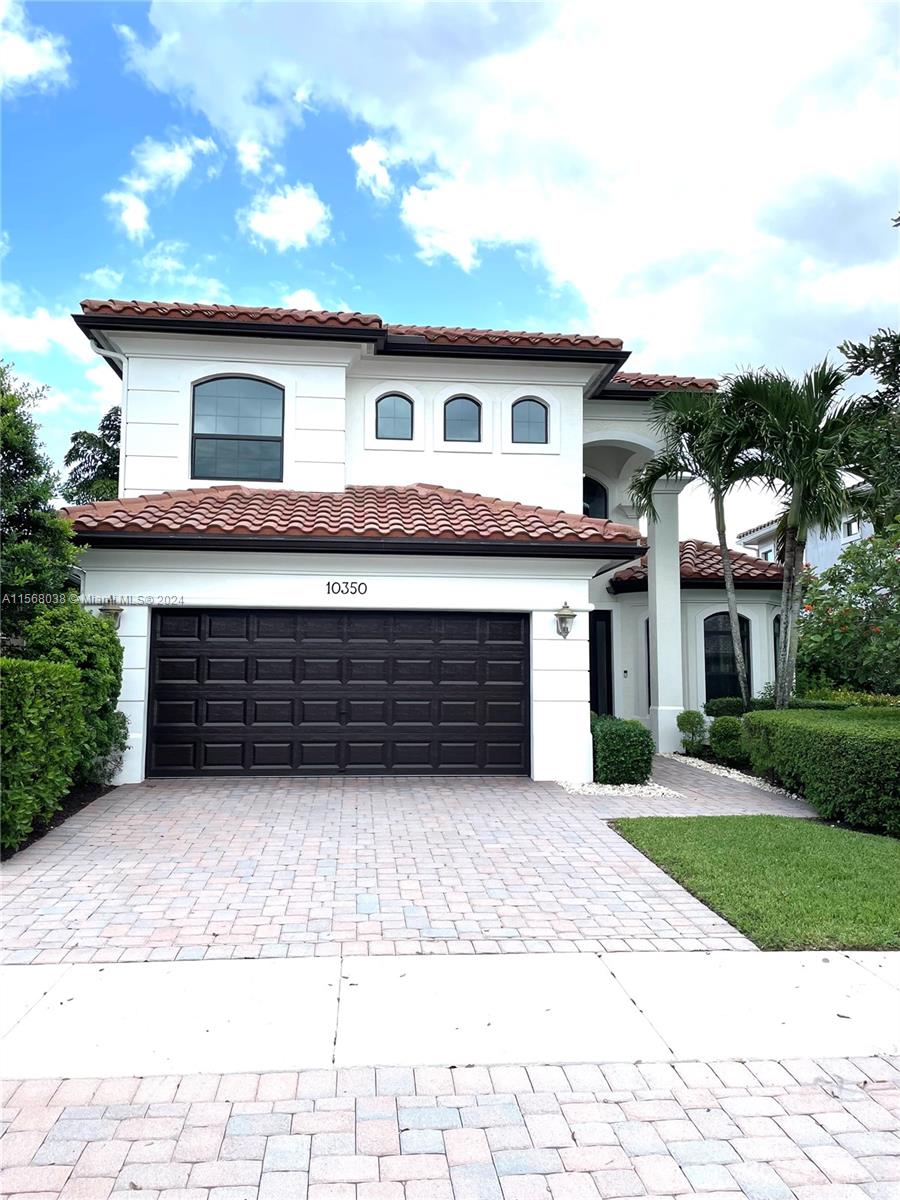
797 525 900 695
0 658 84 851
703 696 745 718
742 708 900 836
24 602 126 785
708 715 747 765
591 714 655 785
799 683 899 707
676 709 706 755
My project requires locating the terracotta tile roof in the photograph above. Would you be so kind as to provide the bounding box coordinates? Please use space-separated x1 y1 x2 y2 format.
609 538 784 590
608 371 718 392
61 483 642 549
79 300 623 352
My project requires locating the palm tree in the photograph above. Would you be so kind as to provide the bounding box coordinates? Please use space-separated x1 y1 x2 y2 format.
630 389 756 710
729 362 865 707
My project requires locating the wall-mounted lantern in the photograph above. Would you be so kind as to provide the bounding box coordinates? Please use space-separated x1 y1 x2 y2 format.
98 602 124 630
554 601 576 639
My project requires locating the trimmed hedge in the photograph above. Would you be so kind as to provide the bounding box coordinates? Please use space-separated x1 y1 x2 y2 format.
591 714 654 785
676 709 706 755
1 658 85 851
708 715 747 765
741 708 900 836
24 602 127 785
704 695 853 717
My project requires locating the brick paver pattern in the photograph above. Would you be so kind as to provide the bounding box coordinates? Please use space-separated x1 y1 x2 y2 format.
1 765 813 965
2 1055 898 1199
0 770 792 964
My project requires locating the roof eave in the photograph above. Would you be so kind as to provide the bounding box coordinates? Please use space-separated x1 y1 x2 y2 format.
608 576 784 594
72 530 646 561
74 313 630 370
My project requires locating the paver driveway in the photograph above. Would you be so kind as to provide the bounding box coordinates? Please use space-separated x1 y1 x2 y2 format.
0 775 775 965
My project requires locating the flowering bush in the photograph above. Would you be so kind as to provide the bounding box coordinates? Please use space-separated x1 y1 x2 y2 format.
797 524 900 695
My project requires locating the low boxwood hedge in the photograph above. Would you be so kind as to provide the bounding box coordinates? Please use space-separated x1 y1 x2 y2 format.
709 715 747 765
741 708 900 836
0 658 85 852
591 714 655 785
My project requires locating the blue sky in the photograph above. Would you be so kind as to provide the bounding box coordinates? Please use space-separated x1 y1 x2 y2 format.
1 0 897 537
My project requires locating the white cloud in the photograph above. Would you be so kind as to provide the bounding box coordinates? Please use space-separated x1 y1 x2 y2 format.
0 284 93 363
282 287 324 310
120 0 898 380
236 136 268 175
138 239 227 302
103 190 151 242
82 266 125 292
0 285 116 417
350 139 394 200
0 0 69 94
240 183 330 252
104 134 217 241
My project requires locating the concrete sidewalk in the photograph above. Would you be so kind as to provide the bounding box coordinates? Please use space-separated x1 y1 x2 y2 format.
3 951 898 1080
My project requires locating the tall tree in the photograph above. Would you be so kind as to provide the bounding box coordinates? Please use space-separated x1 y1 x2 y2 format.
729 362 870 707
630 389 756 710
0 363 81 637
62 406 121 504
837 328 900 533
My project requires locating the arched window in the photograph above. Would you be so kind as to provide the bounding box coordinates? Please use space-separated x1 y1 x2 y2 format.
583 476 608 519
192 375 283 481
704 612 751 701
511 397 548 444
375 393 413 440
444 396 481 443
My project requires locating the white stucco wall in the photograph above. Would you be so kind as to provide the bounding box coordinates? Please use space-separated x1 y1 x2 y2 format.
108 332 595 512
588 580 782 719
80 548 597 786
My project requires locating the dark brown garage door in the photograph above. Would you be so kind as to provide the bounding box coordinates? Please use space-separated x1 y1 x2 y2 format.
147 608 530 775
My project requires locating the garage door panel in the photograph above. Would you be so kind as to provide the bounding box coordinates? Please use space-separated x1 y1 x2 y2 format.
148 608 529 775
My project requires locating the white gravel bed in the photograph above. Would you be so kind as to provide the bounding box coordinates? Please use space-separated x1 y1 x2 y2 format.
660 752 801 798
558 779 684 799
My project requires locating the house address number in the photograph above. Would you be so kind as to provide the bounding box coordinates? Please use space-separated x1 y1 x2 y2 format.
326 581 368 595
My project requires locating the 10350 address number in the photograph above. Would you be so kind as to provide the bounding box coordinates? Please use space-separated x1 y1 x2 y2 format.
326 581 368 595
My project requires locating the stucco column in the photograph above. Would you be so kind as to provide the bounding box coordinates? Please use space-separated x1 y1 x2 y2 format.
647 481 684 751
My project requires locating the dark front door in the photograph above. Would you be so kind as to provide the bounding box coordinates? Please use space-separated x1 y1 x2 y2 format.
147 608 530 775
589 610 613 716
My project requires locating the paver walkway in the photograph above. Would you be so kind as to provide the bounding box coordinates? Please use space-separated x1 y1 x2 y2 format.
0 773 776 964
3 1055 899 1200
651 758 815 814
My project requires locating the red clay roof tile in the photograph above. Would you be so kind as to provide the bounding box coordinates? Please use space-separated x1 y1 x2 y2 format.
61 483 642 548
609 371 718 392
610 538 783 589
79 299 624 352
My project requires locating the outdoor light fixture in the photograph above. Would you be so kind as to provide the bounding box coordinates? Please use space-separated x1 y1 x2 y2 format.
98 602 124 630
554 601 576 639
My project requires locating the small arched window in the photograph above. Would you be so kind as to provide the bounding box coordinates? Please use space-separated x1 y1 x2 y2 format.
511 397 548 444
583 476 609 519
375 393 413 440
192 375 283 481
444 396 481 443
704 612 751 701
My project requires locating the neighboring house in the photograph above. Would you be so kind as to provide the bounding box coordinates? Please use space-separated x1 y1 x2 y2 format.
738 507 874 575
63 299 784 785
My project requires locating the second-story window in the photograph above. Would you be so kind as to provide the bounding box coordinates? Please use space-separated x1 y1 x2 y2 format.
192 376 283 482
511 397 548 444
375 393 413 440
444 395 481 442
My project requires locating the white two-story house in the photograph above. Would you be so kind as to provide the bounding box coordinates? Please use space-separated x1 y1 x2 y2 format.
64 299 784 785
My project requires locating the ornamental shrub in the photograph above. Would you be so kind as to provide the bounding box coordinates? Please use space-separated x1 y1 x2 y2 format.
0 658 84 851
703 696 745 718
591 714 655 785
741 708 900 836
708 715 747 765
23 602 127 785
676 709 706 755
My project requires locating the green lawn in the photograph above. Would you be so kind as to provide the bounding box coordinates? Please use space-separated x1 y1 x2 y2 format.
611 815 900 950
